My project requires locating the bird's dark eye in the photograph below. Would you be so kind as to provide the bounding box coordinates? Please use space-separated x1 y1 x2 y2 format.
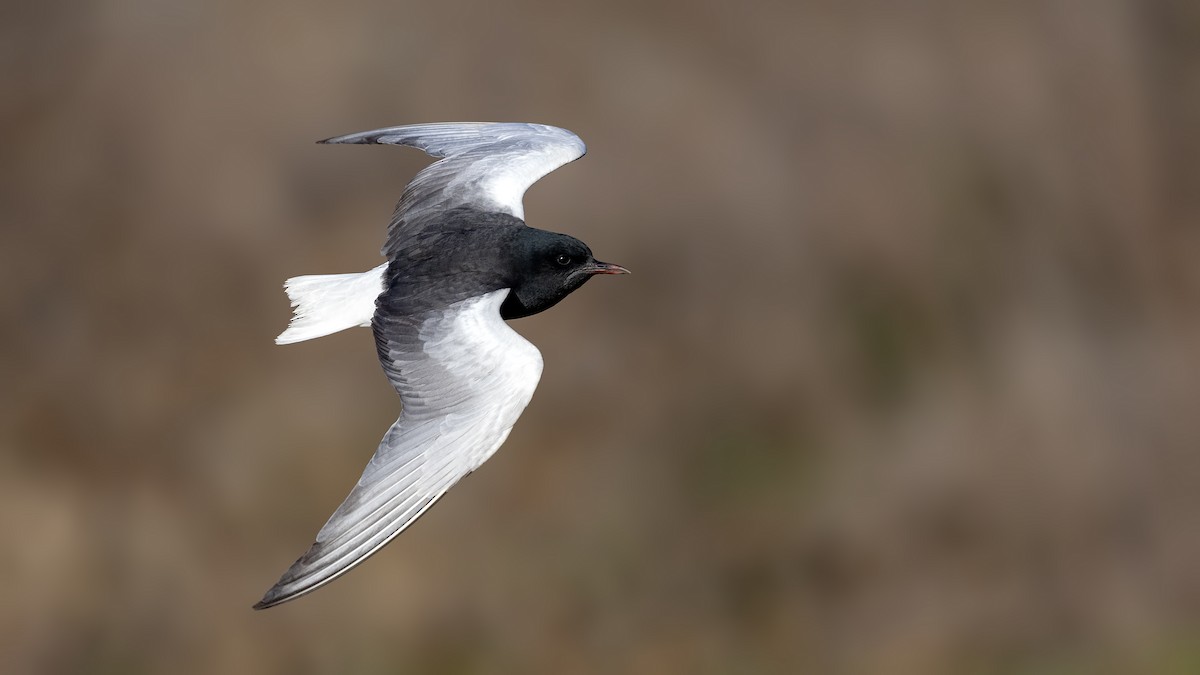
555 254 572 266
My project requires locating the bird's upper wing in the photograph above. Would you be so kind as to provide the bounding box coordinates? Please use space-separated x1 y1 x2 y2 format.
320 122 586 259
255 289 543 609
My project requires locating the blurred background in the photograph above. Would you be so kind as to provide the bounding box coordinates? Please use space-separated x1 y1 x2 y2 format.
3 1 1199 673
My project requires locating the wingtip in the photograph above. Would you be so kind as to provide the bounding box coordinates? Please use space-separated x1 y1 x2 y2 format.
253 587 287 610
317 134 370 145
252 588 276 610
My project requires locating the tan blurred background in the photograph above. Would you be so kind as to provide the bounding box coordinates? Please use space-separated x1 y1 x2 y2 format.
3 1 1199 673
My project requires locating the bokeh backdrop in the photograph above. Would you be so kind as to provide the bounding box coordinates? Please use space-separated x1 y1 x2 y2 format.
3 1 1199 673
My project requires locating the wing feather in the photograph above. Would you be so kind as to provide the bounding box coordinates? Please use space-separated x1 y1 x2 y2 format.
254 290 542 609
319 122 586 258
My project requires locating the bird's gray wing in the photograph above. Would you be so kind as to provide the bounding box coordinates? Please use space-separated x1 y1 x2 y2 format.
255 289 543 609
319 122 586 259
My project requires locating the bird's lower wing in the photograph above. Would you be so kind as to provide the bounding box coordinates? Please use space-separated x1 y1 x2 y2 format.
255 290 542 608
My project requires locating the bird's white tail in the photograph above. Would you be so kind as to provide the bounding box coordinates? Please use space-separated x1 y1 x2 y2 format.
276 263 388 345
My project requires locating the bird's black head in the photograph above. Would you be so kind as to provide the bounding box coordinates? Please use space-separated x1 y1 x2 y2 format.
500 228 628 320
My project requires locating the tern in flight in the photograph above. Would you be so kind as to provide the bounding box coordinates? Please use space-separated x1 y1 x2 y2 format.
255 123 628 609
